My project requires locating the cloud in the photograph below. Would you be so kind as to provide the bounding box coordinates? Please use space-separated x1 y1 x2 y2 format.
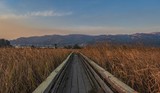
28 11 72 17
0 1 72 19
0 10 73 19
0 14 26 19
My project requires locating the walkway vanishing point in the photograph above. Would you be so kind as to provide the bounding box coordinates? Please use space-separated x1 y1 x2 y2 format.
33 53 137 93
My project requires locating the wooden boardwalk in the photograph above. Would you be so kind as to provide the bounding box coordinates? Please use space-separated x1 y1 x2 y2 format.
33 53 137 93
46 54 106 93
57 54 93 93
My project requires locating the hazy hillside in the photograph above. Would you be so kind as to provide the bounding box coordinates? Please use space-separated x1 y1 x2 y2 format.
10 32 160 47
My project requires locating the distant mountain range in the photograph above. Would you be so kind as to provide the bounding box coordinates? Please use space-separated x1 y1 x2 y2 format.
10 32 160 47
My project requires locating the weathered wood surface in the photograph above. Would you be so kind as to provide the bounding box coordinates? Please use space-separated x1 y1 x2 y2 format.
47 54 106 93
33 53 137 93
33 53 73 93
81 53 138 93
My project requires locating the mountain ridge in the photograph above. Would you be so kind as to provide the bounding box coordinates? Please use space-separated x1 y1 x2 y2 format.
10 32 160 47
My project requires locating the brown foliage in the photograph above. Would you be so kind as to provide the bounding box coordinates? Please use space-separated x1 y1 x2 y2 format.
0 48 70 93
81 44 160 93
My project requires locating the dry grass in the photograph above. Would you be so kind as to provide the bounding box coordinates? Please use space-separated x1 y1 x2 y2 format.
81 44 160 93
0 48 70 93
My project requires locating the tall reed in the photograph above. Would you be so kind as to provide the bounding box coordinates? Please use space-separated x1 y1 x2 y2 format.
82 44 160 93
0 48 70 93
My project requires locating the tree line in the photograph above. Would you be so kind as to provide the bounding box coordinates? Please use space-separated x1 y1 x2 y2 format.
0 39 11 47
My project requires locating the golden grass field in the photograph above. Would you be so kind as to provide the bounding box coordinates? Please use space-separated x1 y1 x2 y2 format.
0 48 70 93
0 45 160 93
81 44 160 93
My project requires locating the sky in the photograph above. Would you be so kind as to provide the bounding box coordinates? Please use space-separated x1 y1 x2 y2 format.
0 0 160 39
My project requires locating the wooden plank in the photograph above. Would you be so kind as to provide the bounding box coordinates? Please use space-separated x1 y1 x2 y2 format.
71 55 79 93
81 56 113 93
81 53 138 93
55 61 71 93
77 57 86 93
49 55 71 93
81 56 101 91
33 53 73 93
79 58 93 93
61 61 73 93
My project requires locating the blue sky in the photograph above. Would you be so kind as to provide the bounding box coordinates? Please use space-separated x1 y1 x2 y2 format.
0 0 160 39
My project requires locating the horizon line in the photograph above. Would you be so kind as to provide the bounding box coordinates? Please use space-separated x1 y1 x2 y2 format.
1 31 158 40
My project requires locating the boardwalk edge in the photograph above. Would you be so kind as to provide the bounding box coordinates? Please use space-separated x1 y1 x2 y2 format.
33 52 73 93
